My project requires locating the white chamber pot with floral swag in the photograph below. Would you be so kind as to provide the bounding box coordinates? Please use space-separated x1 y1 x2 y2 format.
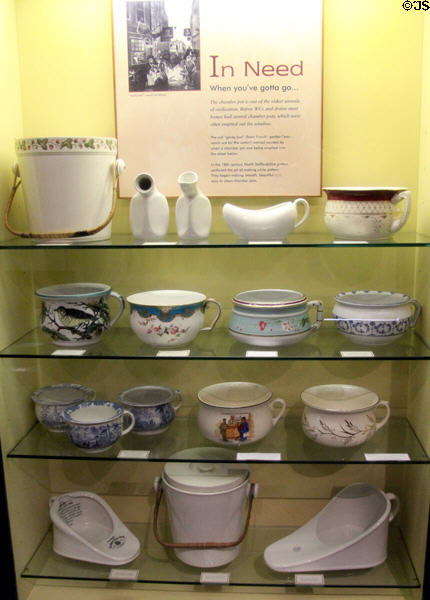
301 384 390 448
197 381 286 446
127 289 222 348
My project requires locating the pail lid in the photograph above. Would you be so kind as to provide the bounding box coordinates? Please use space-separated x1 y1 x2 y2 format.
163 447 249 493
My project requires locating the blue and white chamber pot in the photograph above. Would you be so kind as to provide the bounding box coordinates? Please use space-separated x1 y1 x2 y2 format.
32 383 95 432
64 401 135 453
118 385 183 435
333 290 422 346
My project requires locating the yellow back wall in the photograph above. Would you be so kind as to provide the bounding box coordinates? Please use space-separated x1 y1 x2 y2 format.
14 0 425 233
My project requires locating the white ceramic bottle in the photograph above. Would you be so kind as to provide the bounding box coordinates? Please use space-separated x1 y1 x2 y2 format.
129 172 169 240
175 171 211 240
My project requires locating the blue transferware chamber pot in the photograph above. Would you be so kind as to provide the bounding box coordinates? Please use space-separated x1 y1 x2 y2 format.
118 385 183 435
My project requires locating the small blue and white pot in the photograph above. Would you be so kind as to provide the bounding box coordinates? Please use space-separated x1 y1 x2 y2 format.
35 282 125 346
229 289 323 347
32 383 96 432
127 290 222 348
333 290 422 346
64 401 135 452
118 385 183 435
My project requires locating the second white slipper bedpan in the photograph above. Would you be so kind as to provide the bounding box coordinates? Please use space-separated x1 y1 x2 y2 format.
264 483 399 572
50 491 140 565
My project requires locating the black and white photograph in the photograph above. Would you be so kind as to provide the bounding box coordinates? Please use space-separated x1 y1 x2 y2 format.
127 0 200 92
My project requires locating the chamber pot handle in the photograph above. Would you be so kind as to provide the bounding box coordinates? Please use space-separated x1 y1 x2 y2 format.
386 492 400 522
308 300 324 332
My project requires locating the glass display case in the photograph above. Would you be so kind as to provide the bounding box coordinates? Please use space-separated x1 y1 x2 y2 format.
1 2 430 600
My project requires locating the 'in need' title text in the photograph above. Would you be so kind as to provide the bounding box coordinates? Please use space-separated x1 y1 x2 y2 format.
209 55 304 78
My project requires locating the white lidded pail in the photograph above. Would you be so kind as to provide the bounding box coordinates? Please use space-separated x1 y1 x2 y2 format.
153 447 258 568
7 137 125 242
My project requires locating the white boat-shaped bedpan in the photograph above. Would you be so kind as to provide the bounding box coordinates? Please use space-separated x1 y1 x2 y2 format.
50 491 140 565
264 483 399 572
223 198 309 241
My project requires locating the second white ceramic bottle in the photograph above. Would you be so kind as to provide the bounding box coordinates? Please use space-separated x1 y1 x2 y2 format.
175 171 211 240
129 172 169 241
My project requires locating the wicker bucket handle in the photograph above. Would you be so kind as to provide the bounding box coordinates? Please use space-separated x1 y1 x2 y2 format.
152 478 257 549
4 160 124 239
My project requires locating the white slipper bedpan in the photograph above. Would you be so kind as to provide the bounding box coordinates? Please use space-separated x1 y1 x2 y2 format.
264 483 399 572
50 491 140 565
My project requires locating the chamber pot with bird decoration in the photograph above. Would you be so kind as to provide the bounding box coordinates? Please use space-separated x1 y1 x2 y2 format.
35 282 125 346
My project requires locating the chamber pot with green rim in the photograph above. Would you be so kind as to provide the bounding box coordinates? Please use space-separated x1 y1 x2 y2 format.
229 288 323 347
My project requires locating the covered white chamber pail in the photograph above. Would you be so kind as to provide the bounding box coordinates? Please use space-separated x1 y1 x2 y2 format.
8 137 125 241
153 447 258 568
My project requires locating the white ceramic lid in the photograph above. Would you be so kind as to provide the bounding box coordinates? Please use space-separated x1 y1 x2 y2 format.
32 383 95 405
301 384 380 413
127 289 206 306
163 447 249 493
35 282 111 299
334 290 412 308
232 289 307 308
198 381 272 409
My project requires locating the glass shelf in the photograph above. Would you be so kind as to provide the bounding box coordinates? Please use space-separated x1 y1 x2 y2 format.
8 417 429 464
22 523 419 589
1 326 429 360
1 231 430 249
